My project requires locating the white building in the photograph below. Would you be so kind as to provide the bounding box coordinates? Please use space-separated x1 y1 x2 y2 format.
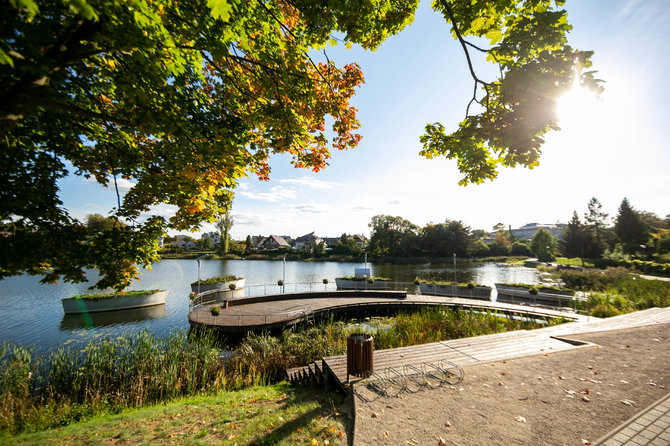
488 223 565 241
201 231 221 246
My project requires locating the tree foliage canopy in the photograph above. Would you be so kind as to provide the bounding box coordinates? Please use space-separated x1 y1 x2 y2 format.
1 0 597 289
420 0 601 185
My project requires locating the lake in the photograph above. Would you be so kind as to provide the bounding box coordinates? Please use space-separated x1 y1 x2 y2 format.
0 259 545 353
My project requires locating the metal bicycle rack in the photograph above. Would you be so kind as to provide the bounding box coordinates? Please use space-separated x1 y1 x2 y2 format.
354 359 464 402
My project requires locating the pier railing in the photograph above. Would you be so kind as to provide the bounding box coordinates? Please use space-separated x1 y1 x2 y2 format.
189 281 421 310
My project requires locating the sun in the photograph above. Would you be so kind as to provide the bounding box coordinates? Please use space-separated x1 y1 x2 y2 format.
555 77 602 133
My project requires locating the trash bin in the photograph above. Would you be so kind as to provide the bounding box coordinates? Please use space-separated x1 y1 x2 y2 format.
347 333 374 381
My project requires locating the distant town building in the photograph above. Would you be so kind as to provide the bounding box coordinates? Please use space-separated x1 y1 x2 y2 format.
488 223 565 241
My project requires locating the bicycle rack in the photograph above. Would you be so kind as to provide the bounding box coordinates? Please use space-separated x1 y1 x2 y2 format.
354 359 464 402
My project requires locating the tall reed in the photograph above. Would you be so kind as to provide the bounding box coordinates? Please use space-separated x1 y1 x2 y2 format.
0 329 224 434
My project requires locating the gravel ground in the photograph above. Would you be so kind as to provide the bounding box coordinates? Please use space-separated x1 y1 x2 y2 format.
354 323 670 445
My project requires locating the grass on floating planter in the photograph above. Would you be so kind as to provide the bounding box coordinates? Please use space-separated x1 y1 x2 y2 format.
190 275 242 286
418 280 488 288
72 290 162 300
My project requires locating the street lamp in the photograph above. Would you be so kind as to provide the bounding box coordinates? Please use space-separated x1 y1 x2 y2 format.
453 253 457 297
196 253 210 295
282 254 286 293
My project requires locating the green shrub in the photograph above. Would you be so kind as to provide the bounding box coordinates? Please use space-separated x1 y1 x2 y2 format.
210 306 221 316
74 290 162 300
190 275 241 286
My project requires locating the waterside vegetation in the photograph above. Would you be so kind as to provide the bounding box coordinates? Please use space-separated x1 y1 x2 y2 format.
0 308 561 436
71 289 163 300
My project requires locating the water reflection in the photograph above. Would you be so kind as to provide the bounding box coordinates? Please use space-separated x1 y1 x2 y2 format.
60 305 166 330
0 259 543 353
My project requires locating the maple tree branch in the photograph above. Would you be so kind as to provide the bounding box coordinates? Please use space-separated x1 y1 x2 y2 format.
255 0 336 95
440 0 493 118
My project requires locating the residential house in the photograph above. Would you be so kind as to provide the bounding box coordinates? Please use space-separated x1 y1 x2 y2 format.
174 235 196 250
258 235 290 250
293 232 324 249
351 234 367 249
201 231 221 246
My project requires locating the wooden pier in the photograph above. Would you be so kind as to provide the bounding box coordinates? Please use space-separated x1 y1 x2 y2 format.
188 291 588 334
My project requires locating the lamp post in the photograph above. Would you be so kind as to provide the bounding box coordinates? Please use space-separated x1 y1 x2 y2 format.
640 245 647 273
282 254 286 293
196 253 210 295
453 253 457 282
453 253 457 297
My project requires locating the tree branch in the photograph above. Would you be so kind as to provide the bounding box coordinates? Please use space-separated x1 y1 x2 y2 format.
439 0 493 118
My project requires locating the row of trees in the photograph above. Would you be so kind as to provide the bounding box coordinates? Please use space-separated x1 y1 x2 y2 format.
562 198 669 262
2 0 599 290
366 197 670 262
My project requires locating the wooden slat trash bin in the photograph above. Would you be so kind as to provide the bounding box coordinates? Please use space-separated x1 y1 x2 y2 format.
347 333 374 382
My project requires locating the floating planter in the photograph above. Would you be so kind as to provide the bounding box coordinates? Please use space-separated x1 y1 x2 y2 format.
190 276 245 293
418 281 491 300
62 290 168 314
335 277 392 290
495 283 582 307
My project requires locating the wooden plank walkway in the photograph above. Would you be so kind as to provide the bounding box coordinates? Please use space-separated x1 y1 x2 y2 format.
321 307 670 393
188 292 590 333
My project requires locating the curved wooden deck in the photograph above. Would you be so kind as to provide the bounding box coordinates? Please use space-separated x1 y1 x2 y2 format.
188 290 589 334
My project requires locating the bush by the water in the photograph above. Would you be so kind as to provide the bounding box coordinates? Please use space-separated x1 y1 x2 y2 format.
555 267 670 317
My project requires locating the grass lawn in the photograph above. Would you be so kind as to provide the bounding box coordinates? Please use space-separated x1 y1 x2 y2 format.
6 383 349 446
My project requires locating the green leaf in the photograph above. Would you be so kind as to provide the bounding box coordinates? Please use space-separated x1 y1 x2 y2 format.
329 38 338 47
208 0 232 21
0 49 14 67
9 0 39 18
68 0 98 20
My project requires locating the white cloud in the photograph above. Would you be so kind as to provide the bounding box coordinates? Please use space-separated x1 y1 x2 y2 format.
239 186 297 202
286 203 331 214
84 175 136 193
147 203 178 219
279 177 342 190
386 200 402 206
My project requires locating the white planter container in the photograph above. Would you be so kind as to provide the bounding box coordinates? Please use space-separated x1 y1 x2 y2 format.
335 278 391 290
62 290 168 314
191 278 245 294
419 283 491 300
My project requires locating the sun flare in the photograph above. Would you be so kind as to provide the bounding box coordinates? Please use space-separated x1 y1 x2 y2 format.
556 78 602 132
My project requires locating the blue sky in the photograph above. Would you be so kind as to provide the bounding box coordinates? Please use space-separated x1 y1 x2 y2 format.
60 0 670 240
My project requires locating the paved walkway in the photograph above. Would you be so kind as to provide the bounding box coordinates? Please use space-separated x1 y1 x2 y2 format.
597 392 670 445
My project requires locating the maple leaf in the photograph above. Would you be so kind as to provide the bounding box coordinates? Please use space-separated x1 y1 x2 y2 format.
207 0 232 21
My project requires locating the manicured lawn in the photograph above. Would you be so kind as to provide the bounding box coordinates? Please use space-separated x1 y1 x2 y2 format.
6 383 348 446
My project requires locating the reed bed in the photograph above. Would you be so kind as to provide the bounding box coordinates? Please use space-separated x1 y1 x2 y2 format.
0 330 224 434
225 308 562 386
556 267 670 317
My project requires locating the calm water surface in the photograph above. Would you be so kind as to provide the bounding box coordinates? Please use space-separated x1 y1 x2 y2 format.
0 259 544 353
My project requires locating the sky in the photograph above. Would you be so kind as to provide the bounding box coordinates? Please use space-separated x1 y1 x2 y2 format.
59 0 670 240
